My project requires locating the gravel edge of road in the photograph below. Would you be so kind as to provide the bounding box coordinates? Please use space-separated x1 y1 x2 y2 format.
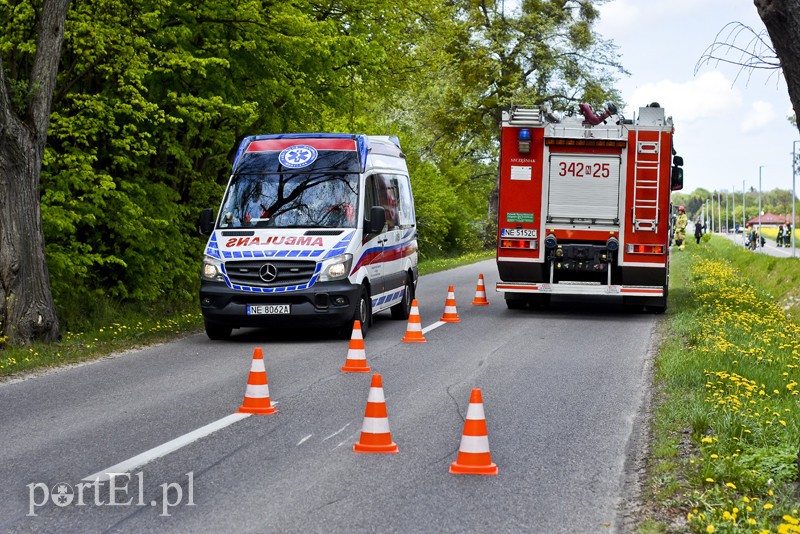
614 314 664 533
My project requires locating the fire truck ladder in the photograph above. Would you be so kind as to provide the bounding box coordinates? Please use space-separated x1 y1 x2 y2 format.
631 128 661 231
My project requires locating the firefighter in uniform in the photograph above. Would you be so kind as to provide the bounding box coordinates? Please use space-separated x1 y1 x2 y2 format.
674 206 688 250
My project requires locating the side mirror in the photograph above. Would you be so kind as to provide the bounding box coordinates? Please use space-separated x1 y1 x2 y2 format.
672 155 684 166
198 208 215 235
671 166 684 191
367 206 386 234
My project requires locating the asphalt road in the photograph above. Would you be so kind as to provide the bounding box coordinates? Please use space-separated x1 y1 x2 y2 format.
0 260 658 533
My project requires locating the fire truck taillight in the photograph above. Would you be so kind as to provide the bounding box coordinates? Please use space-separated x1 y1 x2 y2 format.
500 238 538 250
518 129 531 154
626 244 665 254
544 138 626 148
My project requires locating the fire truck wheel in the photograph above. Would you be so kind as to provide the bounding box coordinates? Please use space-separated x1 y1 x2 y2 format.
505 298 527 310
529 294 551 307
390 275 413 320
204 320 232 340
645 301 667 314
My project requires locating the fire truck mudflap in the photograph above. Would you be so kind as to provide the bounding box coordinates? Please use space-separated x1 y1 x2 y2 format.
495 103 684 312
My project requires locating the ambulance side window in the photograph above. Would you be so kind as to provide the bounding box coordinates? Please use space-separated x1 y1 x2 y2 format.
396 174 415 228
376 174 400 229
363 175 379 231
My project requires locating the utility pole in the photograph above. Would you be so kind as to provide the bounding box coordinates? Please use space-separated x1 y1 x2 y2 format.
742 180 746 231
759 165 765 234
793 141 799 256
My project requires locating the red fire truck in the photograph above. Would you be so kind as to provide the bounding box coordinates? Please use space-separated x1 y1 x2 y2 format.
495 103 684 312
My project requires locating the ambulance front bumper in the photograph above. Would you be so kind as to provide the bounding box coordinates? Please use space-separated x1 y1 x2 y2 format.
199 280 361 328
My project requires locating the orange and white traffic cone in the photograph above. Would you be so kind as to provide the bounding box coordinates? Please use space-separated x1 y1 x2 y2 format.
450 388 497 475
440 285 461 322
353 374 398 454
238 347 277 415
402 299 427 343
471 274 490 306
341 320 371 373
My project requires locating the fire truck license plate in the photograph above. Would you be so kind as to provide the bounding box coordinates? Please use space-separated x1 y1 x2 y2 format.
501 228 537 238
248 304 291 315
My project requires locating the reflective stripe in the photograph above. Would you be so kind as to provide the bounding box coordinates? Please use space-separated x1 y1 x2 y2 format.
346 349 366 360
361 417 391 434
367 387 385 403
458 434 490 453
465 403 485 420
245 384 270 398
250 359 266 373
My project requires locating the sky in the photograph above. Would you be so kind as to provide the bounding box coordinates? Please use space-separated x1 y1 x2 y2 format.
594 0 798 196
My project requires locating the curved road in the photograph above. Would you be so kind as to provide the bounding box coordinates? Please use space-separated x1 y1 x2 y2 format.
0 260 657 533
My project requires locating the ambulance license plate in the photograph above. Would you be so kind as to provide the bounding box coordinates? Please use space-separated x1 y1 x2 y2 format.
247 304 290 315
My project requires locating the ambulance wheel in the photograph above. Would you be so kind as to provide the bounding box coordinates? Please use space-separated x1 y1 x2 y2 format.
204 320 231 340
390 275 413 320
354 285 372 336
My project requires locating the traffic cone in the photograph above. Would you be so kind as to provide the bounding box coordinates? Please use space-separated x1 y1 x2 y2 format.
471 274 490 306
341 320 371 373
402 299 426 343
353 374 398 454
450 388 497 475
440 285 461 322
238 347 277 415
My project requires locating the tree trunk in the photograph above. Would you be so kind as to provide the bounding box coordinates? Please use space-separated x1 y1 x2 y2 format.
755 0 800 135
0 0 71 345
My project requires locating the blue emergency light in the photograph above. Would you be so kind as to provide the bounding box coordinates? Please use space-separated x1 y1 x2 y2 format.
518 129 531 154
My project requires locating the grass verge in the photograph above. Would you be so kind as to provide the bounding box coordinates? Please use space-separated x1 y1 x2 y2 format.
0 250 495 378
640 236 800 533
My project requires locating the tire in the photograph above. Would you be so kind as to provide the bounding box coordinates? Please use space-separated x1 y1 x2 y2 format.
354 285 371 337
204 320 232 340
390 275 413 320
505 298 527 310
529 294 551 307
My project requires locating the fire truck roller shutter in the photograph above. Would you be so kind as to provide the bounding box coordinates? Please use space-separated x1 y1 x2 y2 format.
548 154 621 221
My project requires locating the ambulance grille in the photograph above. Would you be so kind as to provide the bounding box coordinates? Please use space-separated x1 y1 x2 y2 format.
225 260 317 288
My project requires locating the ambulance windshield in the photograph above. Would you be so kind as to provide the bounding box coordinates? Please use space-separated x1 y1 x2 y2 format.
218 172 359 229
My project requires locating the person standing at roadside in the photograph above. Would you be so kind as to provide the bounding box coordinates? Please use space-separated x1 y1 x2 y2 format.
674 206 688 250
695 218 703 244
786 221 793 247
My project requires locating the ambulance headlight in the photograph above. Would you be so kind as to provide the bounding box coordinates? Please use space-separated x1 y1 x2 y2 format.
201 257 225 282
319 254 353 282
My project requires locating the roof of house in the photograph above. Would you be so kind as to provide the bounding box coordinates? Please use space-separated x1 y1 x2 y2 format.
745 213 795 225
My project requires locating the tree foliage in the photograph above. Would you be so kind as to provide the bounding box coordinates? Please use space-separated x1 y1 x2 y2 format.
1 0 621 337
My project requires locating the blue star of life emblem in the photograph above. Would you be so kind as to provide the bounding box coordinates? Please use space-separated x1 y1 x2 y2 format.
278 145 318 169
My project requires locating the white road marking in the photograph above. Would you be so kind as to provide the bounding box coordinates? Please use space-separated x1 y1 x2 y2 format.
422 321 446 334
80 317 452 482
83 412 252 482
322 423 351 442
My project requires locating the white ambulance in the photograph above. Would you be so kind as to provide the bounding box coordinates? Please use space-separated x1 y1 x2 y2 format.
198 133 418 339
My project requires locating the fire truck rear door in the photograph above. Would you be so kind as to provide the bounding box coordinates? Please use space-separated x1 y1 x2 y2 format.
548 154 621 221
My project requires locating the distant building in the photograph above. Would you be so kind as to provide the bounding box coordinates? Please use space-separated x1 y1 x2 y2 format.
746 213 798 227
